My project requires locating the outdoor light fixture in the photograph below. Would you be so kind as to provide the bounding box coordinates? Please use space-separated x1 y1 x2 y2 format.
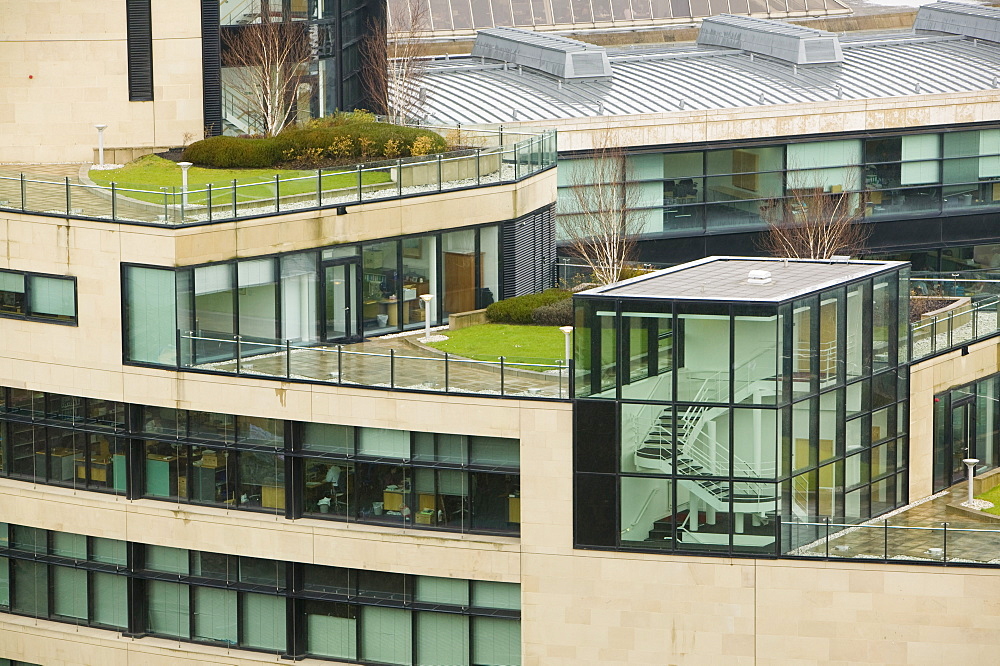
420 294 435 341
560 325 573 363
964 458 980 505
94 124 108 166
178 162 193 209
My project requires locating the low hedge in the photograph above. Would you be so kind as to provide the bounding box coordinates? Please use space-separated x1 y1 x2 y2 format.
486 289 571 325
531 297 573 326
183 117 447 169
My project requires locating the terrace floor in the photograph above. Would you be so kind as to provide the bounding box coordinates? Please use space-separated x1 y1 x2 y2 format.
198 334 570 399
789 481 1000 565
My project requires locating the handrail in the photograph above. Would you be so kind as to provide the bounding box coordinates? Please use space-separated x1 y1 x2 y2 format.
0 127 556 226
620 488 661 536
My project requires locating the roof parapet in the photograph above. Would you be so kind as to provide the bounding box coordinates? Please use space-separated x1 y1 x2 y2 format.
915 1 1000 43
697 14 844 65
471 27 612 81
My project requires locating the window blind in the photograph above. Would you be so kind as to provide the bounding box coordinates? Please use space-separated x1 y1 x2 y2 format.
307 604 357 659
53 566 88 620
416 576 469 606
473 616 521 666
29 276 75 318
417 612 469 666
0 272 24 293
241 592 286 651
361 606 411 665
472 581 520 610
358 427 409 459
146 580 190 638
194 587 237 644
92 572 128 629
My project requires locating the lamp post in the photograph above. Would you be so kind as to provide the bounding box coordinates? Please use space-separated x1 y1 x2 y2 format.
420 294 434 341
94 124 108 166
559 325 573 363
178 162 193 209
964 458 980 504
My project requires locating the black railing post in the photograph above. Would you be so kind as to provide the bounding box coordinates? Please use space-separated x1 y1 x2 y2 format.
825 517 830 559
316 169 322 207
111 183 117 220
235 335 242 373
444 352 449 392
942 522 948 562
397 159 403 197
390 348 396 388
207 184 213 222
337 345 343 385
883 519 889 560
65 176 71 215
285 339 291 378
500 356 505 395
437 154 443 191
275 174 280 212
476 148 481 185
232 179 238 218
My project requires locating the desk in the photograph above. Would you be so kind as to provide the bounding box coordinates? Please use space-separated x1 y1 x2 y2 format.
41 448 76 482
508 496 520 524
261 485 285 510
383 490 404 512
76 455 112 484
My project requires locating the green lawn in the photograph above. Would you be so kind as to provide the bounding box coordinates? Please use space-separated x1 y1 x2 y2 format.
88 155 392 205
426 324 566 367
976 484 1000 516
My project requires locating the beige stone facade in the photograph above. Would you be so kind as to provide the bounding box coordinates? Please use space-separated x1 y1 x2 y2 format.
0 1 205 163
3 166 1000 665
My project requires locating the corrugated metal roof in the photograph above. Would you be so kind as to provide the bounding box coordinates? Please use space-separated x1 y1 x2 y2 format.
416 32 1000 124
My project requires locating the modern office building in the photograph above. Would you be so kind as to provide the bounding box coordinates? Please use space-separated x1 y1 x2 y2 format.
0 0 383 163
418 3 1000 267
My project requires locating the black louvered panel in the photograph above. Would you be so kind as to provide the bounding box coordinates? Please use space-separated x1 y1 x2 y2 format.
501 204 556 300
126 0 154 101
201 0 222 136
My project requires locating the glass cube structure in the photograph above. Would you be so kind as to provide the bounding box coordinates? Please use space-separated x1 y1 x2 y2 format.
572 257 910 556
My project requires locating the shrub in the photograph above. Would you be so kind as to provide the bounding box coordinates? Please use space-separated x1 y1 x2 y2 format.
486 288 571 325
182 136 283 168
183 121 447 169
531 297 573 326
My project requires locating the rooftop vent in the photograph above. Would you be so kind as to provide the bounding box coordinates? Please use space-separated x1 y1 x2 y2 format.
914 1 1000 44
697 15 843 65
471 27 612 81
747 269 773 285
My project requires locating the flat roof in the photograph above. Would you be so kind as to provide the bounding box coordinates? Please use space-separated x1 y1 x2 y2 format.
416 29 1000 123
579 256 906 302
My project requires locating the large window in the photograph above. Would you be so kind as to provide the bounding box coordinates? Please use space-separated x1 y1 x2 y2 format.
0 523 522 665
0 387 520 536
0 270 76 325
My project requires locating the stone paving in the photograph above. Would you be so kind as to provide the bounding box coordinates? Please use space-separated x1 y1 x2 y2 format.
0 163 161 222
197 334 571 399
789 481 1000 564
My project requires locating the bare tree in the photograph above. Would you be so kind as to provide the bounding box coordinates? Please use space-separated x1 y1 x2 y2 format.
222 17 310 136
560 137 648 285
360 0 430 124
759 180 871 260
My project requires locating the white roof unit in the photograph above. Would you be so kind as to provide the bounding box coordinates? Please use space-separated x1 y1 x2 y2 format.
470 27 612 81
697 14 844 65
915 1 1000 43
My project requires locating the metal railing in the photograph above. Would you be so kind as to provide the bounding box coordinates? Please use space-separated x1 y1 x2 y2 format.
910 294 1000 361
0 126 556 227
178 334 571 399
782 516 1000 566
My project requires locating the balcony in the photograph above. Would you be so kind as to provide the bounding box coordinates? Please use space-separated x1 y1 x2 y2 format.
0 127 556 226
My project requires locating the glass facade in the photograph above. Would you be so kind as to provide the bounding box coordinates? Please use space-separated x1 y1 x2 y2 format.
0 386 519 537
558 128 1000 240
573 262 910 555
124 225 502 367
933 373 1000 493
219 0 380 130
0 269 76 325
0 522 521 665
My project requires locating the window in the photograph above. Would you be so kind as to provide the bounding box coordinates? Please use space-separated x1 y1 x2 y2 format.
0 271 76 324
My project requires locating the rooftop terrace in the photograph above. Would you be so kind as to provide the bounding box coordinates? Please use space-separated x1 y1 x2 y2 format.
0 126 555 226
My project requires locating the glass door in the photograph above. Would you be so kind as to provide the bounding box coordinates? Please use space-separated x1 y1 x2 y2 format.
951 397 975 485
322 261 359 342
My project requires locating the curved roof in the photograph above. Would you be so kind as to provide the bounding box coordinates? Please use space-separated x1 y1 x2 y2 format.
415 31 1000 124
